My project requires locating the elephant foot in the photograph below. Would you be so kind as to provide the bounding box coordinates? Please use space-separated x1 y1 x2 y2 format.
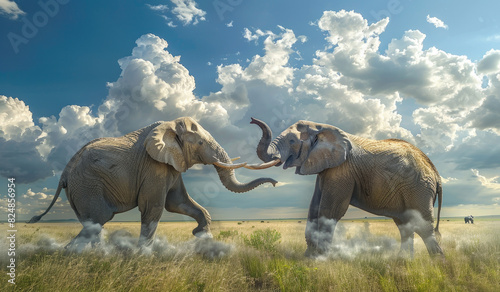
304 247 317 258
138 235 155 247
304 245 326 258
397 249 413 259
193 226 212 239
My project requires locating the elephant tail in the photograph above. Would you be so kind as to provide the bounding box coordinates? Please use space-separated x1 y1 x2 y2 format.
434 182 443 240
27 181 65 223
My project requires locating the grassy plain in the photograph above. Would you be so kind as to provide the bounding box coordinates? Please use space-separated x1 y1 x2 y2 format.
1 219 499 291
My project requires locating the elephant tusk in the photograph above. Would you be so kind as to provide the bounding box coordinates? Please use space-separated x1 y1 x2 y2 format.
213 161 247 169
244 159 281 170
231 157 241 161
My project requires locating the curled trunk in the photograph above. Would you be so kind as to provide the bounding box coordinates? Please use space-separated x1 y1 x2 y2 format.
251 117 275 162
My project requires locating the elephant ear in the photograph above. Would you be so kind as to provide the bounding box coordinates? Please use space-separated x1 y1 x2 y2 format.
144 121 187 172
299 126 351 175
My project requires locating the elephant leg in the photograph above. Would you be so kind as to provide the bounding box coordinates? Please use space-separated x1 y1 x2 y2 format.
66 190 114 251
138 186 168 246
415 223 444 256
139 221 160 246
66 221 104 252
165 176 212 237
394 218 414 258
305 176 323 257
307 170 354 256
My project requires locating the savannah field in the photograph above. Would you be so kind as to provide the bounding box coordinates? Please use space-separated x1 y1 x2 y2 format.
1 218 499 291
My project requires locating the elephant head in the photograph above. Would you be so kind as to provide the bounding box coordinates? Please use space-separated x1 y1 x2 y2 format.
247 117 352 175
145 117 277 192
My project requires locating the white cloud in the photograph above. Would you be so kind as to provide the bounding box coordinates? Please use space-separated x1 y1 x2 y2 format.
243 28 274 43
171 0 206 26
467 94 500 135
467 53 500 135
0 96 41 141
426 15 448 29
0 0 24 19
146 4 169 12
148 1 205 27
312 10 486 151
477 49 500 74
471 169 500 190
245 28 297 87
99 34 229 135
0 96 51 183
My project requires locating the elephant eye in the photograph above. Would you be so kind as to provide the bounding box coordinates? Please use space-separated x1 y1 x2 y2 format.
290 139 295 144
198 141 203 145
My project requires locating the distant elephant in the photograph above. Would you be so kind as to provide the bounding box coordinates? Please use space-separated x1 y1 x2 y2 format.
248 118 443 257
464 215 474 224
29 117 277 249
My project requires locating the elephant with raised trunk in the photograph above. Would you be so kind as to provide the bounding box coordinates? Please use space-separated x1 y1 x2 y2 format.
29 117 277 249
248 118 443 257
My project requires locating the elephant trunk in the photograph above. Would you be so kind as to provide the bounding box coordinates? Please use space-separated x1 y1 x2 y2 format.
211 140 277 193
251 117 278 162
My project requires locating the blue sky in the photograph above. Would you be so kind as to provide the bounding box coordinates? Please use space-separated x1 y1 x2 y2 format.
1 0 500 222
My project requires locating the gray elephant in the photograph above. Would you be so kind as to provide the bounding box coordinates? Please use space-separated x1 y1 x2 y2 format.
247 118 443 257
464 215 474 224
29 117 276 249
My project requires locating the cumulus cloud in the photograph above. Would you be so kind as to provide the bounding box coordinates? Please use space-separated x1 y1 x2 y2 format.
311 10 486 151
99 34 230 134
477 49 500 75
467 94 500 135
0 96 51 183
467 52 500 135
0 0 24 19
0 96 41 141
426 15 448 29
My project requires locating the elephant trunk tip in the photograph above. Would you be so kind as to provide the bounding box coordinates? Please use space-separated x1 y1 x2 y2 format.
27 215 42 224
230 178 278 193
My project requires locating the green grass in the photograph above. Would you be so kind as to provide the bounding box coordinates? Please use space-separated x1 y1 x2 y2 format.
1 220 499 291
242 228 281 251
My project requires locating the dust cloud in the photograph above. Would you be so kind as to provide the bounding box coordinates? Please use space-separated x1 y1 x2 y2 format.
10 224 233 260
306 211 438 260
